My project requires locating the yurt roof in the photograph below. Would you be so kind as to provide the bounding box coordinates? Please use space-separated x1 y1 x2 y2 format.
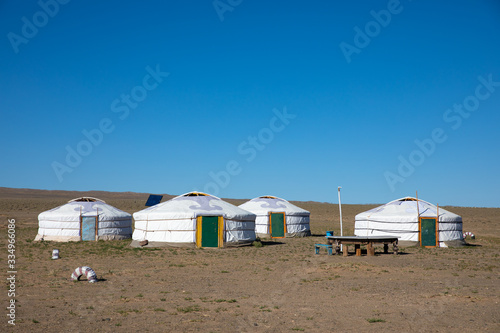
68 197 105 203
356 197 461 222
133 192 256 221
38 197 131 221
238 195 310 216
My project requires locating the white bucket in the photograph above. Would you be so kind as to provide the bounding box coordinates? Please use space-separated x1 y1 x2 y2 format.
52 249 59 260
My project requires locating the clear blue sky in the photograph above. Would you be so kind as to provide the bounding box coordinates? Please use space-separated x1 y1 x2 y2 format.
1 0 499 207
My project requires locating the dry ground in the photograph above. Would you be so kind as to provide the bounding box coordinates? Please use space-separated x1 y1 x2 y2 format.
1 187 499 332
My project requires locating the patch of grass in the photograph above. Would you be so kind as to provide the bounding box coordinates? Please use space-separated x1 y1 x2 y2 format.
252 240 263 248
301 278 321 283
366 318 386 323
220 270 229 273
160 298 166 302
291 328 305 331
177 305 201 313
32 319 39 323
213 298 237 303
169 263 185 267
135 294 143 298
154 308 166 312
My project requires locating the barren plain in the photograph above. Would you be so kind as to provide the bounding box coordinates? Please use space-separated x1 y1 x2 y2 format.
1 187 499 332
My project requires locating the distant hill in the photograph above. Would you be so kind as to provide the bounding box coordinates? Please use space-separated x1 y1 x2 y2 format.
0 187 172 201
1 187 498 238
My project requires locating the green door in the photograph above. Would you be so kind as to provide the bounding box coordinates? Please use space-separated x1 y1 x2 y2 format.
270 213 285 238
420 218 437 247
201 216 219 247
81 216 97 241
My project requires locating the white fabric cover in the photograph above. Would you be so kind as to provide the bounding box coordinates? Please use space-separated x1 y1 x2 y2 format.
238 196 310 237
132 192 256 246
354 197 463 247
35 198 132 242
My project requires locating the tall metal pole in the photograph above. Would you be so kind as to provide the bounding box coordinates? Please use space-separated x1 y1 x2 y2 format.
416 191 420 246
338 186 343 252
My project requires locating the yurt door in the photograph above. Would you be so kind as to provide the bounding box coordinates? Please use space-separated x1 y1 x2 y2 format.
81 216 97 241
269 212 286 238
420 217 438 247
196 216 223 248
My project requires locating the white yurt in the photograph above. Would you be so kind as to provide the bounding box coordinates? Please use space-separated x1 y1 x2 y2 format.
35 197 132 242
354 197 464 247
131 192 256 248
238 196 311 238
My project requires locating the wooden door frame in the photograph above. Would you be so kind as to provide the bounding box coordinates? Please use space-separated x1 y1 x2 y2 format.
269 212 286 238
419 217 439 248
196 216 224 248
80 216 98 241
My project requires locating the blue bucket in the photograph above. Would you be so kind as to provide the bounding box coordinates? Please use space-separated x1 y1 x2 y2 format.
326 231 334 237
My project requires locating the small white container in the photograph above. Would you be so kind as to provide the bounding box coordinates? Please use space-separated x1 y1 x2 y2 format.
52 249 59 260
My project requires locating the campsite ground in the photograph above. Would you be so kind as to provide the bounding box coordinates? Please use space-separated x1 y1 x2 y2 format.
1 188 499 332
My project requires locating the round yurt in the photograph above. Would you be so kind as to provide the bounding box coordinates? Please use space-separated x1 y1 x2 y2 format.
238 196 311 238
354 197 464 247
35 197 132 242
131 192 256 248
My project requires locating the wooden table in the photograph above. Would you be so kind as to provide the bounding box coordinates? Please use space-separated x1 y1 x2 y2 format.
326 236 399 256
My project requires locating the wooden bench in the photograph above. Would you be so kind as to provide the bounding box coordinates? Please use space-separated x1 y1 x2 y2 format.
314 243 333 255
326 236 399 257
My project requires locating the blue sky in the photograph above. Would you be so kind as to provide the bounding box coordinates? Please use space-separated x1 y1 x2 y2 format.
1 0 499 207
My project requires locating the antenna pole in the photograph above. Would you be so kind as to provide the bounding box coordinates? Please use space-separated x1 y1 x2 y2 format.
338 186 343 252
416 191 420 217
437 203 440 247
416 191 421 246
